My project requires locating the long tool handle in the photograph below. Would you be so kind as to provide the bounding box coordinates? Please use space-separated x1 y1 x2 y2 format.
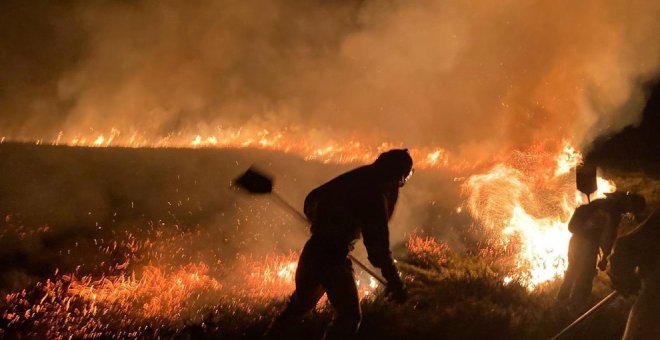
271 192 388 285
550 291 619 340
346 254 387 285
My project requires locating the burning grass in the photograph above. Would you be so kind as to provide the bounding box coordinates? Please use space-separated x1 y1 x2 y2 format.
0 225 381 339
0 230 630 339
2 263 222 338
0 142 651 339
4 127 453 170
463 143 617 288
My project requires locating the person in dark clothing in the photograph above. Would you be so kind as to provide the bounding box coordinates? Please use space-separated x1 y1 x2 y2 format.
557 192 645 306
609 210 660 340
267 149 413 339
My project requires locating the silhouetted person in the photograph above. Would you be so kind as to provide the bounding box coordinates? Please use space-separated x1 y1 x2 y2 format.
609 210 660 340
267 149 413 339
557 192 645 306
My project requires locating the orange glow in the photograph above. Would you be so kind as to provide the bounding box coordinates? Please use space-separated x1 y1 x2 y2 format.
554 141 582 177
406 235 451 268
0 131 621 337
66 263 221 320
13 128 452 169
235 253 378 302
3 262 222 338
3 250 380 338
465 142 616 288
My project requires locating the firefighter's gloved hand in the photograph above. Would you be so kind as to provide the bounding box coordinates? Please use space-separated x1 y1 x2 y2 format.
385 281 407 304
378 260 407 303
597 258 608 271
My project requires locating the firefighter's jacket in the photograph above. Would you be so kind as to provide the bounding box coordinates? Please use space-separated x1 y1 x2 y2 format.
568 198 626 258
303 165 399 275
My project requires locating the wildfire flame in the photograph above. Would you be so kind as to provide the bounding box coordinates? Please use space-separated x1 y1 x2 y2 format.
3 127 451 169
236 253 378 301
554 141 582 177
464 142 616 288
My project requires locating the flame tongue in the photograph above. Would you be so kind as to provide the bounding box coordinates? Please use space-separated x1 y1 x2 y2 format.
9 128 455 169
465 141 616 288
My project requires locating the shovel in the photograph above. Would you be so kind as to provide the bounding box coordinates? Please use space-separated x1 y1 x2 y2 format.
233 166 387 285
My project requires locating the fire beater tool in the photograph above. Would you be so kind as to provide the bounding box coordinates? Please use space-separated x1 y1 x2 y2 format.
233 166 387 285
550 291 619 340
576 163 598 203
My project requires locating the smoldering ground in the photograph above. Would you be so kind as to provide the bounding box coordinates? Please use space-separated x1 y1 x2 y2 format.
1 0 659 162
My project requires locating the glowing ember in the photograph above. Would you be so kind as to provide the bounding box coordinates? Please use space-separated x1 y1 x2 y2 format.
236 253 301 300
66 263 221 320
406 235 452 269
2 262 222 338
236 252 379 301
1 248 380 338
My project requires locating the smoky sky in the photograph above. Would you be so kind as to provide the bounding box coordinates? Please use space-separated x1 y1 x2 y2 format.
1 0 659 162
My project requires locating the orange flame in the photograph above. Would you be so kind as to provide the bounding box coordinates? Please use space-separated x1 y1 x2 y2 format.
554 141 582 177
235 253 378 302
465 142 616 288
5 127 453 169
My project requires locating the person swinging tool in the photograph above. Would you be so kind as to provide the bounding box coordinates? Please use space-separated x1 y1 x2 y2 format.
557 191 645 306
266 149 413 339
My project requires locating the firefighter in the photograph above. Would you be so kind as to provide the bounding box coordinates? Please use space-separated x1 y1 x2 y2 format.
267 149 413 339
557 192 645 306
609 211 660 340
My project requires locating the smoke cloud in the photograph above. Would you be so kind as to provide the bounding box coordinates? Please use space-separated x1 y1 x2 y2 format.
1 0 659 161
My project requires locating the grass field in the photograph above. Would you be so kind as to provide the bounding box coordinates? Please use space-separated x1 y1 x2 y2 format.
0 143 655 339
